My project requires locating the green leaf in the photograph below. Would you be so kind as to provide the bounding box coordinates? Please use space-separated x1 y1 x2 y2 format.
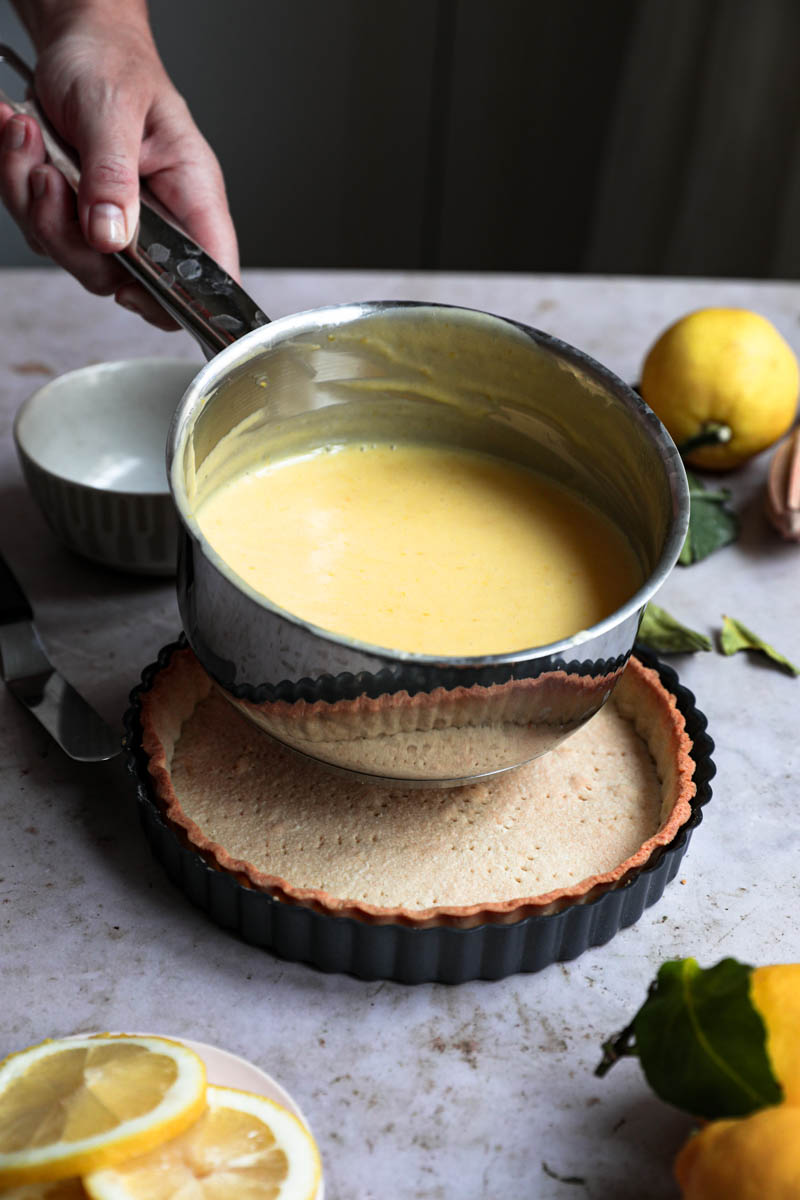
685 468 730 499
679 471 739 565
720 615 799 676
637 603 711 653
632 958 783 1119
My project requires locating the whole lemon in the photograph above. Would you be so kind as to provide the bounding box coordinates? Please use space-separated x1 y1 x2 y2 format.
641 308 799 470
675 1105 800 1198
750 964 800 1105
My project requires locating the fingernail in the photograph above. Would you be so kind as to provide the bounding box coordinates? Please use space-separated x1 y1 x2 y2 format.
89 202 127 248
30 168 47 200
4 116 26 151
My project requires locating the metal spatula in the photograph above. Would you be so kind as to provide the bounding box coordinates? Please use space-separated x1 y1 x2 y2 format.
0 552 120 761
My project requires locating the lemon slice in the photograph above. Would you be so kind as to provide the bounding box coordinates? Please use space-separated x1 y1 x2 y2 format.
0 1035 207 1188
83 1085 321 1200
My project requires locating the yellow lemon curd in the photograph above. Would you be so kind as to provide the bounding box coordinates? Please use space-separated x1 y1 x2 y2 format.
195 442 642 656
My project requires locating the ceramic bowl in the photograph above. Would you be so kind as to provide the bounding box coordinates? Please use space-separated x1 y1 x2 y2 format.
14 358 199 575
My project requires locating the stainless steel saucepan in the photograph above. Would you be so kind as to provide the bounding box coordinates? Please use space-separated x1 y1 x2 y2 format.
1 46 689 786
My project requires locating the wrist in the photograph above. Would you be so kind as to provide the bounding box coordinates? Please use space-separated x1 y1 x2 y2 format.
12 0 152 52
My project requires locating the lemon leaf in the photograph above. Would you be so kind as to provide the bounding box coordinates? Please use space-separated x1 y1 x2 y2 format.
679 472 739 565
720 615 799 676
631 958 783 1119
637 603 711 653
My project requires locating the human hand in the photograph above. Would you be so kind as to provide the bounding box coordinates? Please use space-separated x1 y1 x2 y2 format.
0 2 239 328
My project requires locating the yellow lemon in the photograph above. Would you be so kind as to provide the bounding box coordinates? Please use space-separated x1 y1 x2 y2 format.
82 1085 321 1200
675 1104 800 1198
750 964 800 1105
0 1035 206 1188
641 308 799 469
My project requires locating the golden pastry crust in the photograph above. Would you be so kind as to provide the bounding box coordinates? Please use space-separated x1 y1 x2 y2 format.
141 650 696 930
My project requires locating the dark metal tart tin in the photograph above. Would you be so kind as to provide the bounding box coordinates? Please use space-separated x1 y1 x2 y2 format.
124 638 714 984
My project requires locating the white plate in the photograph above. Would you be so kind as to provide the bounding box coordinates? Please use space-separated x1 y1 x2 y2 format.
68 1032 325 1199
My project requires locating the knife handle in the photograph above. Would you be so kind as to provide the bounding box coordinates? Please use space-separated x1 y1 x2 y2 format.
0 552 34 624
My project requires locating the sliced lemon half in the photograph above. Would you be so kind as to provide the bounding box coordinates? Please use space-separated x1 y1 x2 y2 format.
0 1035 206 1188
83 1085 321 1200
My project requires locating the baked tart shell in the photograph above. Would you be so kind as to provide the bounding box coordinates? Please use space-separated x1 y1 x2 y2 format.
125 640 713 980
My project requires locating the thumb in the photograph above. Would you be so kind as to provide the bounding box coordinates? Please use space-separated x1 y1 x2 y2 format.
74 107 144 252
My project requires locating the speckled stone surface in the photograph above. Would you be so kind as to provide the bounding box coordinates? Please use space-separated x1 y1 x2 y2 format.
1 269 799 1199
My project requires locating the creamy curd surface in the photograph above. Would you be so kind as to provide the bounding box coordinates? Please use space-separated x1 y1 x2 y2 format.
194 442 642 656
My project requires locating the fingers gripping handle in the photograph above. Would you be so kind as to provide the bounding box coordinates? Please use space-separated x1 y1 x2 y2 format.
0 44 269 359
116 202 270 360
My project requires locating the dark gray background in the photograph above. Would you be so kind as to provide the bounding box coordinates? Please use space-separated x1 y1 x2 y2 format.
2 0 799 276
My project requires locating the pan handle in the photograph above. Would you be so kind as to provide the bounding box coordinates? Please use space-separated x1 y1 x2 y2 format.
0 44 269 360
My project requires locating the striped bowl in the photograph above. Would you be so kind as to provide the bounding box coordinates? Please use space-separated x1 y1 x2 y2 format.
14 358 199 575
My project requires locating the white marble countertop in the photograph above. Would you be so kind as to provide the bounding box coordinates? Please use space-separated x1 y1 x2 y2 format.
1 269 799 1200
